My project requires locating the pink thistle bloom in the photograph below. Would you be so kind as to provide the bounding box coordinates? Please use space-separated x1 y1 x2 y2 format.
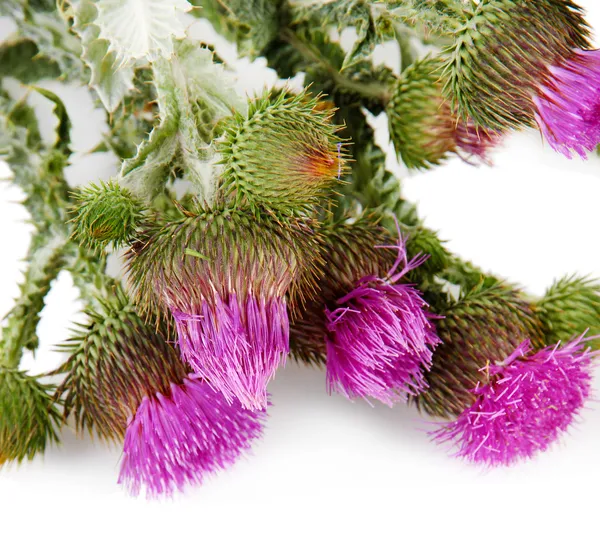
118 377 267 497
534 49 600 158
454 119 502 165
432 336 596 466
325 227 440 406
173 295 289 411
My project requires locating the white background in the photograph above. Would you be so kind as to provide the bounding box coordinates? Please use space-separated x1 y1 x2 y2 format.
1 3 600 555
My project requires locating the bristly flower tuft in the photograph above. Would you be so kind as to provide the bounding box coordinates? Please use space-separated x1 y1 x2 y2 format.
217 88 348 216
126 205 322 410
324 223 440 405
118 377 267 497
432 336 595 466
0 368 61 466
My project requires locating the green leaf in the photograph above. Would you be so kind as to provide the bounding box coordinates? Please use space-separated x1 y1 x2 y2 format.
0 39 61 83
31 86 72 155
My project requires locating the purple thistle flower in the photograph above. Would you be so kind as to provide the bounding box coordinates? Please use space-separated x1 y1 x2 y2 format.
432 336 596 466
118 377 267 498
534 49 600 158
454 119 502 165
173 295 289 411
325 228 440 406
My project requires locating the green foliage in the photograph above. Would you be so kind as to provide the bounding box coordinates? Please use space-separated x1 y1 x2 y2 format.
0 368 61 466
444 0 590 131
71 180 146 252
55 287 187 441
217 89 346 216
414 283 546 418
0 38 61 83
536 275 600 350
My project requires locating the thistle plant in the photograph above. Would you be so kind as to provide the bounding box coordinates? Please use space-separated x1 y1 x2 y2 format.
1 0 599 496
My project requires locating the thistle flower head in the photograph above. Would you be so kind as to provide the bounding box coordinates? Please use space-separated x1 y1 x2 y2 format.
445 0 597 156
432 336 595 466
217 89 347 215
70 180 145 251
324 223 440 405
415 284 546 418
536 275 600 349
388 56 500 169
55 287 188 441
0 368 61 466
289 214 397 364
126 206 321 410
118 377 267 498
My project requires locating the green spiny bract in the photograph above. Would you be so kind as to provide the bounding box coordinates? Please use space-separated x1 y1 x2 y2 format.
54 287 187 442
70 180 145 252
125 204 323 321
217 89 347 216
444 0 590 131
414 283 546 418
535 275 600 350
0 368 61 466
289 214 397 364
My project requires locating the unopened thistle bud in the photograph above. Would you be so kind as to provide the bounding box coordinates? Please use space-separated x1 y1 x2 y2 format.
217 89 347 215
55 287 187 441
432 336 594 466
446 0 600 157
388 56 500 169
0 368 61 466
126 206 321 410
119 376 267 497
535 275 600 349
415 284 546 418
71 180 145 251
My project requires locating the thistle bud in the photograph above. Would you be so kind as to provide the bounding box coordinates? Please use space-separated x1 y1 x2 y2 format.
71 180 145 251
118 377 267 497
126 206 321 410
446 0 599 157
536 275 600 349
55 288 187 441
0 368 61 466
415 284 546 418
432 337 594 466
388 56 500 169
217 89 347 215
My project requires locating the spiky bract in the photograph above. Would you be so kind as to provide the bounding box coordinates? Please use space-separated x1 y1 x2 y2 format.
126 206 322 409
536 275 600 350
0 368 61 466
70 180 145 251
445 0 590 131
55 287 188 441
388 56 500 169
118 377 267 498
217 89 347 215
432 337 594 466
414 284 546 418
289 214 396 364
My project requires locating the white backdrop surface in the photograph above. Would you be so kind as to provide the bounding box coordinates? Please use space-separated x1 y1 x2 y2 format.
1 3 600 556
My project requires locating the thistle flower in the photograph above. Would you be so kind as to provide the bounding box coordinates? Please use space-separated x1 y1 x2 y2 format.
70 180 145 251
289 215 396 364
55 287 188 441
126 206 321 410
324 226 440 405
432 336 595 466
415 284 546 418
118 377 267 497
536 275 600 349
217 89 347 215
0 368 61 466
388 56 500 170
446 0 599 157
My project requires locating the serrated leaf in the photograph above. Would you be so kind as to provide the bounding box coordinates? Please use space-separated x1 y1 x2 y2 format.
94 0 192 65
0 39 61 83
